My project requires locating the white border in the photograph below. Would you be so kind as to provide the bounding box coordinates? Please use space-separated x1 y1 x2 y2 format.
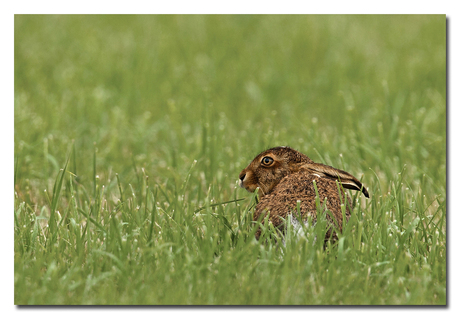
3 1 456 318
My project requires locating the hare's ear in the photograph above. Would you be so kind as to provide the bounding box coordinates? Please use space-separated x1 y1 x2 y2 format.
302 163 369 198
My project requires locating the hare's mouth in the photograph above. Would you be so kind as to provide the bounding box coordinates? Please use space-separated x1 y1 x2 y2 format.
239 179 254 192
239 178 257 193
241 183 257 193
239 170 259 193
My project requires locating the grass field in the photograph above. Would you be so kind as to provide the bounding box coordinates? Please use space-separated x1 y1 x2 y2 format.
14 15 446 305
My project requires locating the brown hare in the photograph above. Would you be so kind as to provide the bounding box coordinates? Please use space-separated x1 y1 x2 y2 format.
239 146 369 241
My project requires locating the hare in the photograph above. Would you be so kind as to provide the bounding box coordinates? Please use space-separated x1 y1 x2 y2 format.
239 146 369 241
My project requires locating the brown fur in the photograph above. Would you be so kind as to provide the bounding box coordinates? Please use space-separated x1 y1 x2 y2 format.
239 146 369 241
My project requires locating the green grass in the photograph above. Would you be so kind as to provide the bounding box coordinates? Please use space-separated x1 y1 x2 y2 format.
14 15 446 305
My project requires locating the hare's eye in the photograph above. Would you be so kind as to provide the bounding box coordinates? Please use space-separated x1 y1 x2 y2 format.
261 156 274 166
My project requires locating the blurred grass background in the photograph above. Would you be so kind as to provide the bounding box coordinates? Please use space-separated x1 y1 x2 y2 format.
14 15 446 305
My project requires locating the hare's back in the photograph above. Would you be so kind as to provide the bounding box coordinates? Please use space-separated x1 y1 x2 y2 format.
254 171 351 230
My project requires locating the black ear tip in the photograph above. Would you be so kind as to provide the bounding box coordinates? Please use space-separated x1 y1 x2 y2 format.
363 188 370 198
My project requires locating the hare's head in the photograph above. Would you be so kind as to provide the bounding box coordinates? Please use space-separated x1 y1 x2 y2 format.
239 146 313 196
239 146 370 198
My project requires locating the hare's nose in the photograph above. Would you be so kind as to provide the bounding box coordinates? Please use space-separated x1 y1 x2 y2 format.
238 172 246 189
